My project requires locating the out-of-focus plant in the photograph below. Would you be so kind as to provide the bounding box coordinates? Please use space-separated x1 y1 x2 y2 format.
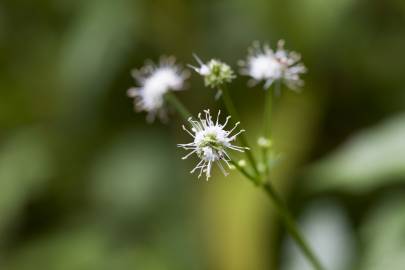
308 113 405 193
126 40 326 270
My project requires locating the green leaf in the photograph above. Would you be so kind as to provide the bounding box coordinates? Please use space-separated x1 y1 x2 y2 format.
0 129 51 239
308 114 405 193
358 196 405 270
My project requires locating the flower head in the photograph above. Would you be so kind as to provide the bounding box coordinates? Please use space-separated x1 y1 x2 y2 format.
127 56 189 122
239 40 307 91
189 54 236 90
178 109 247 180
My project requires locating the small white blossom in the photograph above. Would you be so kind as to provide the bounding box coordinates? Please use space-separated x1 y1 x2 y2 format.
239 40 307 91
189 54 235 94
238 159 247 167
178 109 247 180
257 162 266 173
258 137 272 148
127 56 189 122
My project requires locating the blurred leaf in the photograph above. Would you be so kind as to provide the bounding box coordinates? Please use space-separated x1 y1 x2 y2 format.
282 200 355 270
0 129 52 240
58 0 139 114
89 129 178 219
358 196 405 270
4 222 179 270
6 225 107 270
308 114 405 193
291 0 353 44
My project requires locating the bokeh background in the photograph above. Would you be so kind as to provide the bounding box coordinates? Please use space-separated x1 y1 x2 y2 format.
1 0 405 269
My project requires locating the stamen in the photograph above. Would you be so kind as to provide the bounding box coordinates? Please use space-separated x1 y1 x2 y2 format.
197 162 206 178
216 161 229 176
223 116 231 127
222 157 232 169
191 159 205 174
192 53 204 66
205 161 212 180
182 149 197 160
216 110 221 125
187 64 199 72
228 122 240 134
182 125 195 138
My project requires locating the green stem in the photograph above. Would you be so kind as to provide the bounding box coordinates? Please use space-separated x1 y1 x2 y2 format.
262 182 325 270
221 86 260 177
262 86 273 176
263 86 273 138
230 157 325 270
166 91 325 270
260 82 323 269
165 92 192 121
229 159 260 185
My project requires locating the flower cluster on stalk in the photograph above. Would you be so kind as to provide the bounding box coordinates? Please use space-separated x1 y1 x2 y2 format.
124 39 324 270
178 110 246 180
127 40 306 179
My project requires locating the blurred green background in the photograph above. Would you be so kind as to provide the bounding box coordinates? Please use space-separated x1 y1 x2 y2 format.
1 0 405 269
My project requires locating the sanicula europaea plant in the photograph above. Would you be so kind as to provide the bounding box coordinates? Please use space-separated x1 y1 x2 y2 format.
127 40 325 270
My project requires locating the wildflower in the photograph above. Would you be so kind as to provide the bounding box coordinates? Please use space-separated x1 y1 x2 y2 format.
127 56 189 122
189 54 235 98
178 109 247 180
239 40 307 91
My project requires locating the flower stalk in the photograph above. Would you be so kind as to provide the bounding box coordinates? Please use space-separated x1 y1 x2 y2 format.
262 182 325 270
167 92 325 270
261 84 273 177
221 85 260 177
164 91 192 121
127 41 323 270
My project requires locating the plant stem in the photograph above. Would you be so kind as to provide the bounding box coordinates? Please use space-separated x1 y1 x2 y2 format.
231 161 325 270
260 82 324 269
229 159 260 186
221 86 260 177
262 85 273 176
263 87 273 138
262 182 325 270
165 92 192 121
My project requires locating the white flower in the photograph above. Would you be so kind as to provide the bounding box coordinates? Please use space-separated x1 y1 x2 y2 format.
189 54 236 91
127 56 189 122
240 40 307 91
257 137 272 148
178 109 247 180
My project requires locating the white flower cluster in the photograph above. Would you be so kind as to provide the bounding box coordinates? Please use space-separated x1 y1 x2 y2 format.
239 40 307 91
127 56 189 122
189 54 236 89
127 40 306 122
178 110 246 180
126 40 306 179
